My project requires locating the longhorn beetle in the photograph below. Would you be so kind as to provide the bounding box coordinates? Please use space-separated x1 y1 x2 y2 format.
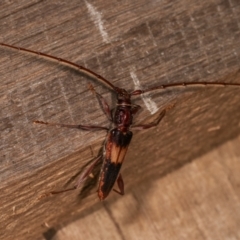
1 42 240 201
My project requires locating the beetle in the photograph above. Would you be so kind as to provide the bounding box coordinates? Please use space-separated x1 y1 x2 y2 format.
1 42 240 200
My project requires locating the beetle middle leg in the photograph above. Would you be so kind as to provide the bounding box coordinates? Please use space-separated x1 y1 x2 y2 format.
34 84 113 131
131 104 174 130
33 120 109 131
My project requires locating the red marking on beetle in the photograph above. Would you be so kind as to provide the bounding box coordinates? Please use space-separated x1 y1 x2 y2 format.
1 42 240 200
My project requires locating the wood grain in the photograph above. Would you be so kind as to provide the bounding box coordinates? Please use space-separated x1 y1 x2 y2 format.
54 135 240 240
0 0 240 239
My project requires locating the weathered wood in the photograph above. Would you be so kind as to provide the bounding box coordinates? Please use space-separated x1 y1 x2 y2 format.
0 0 240 239
54 135 240 240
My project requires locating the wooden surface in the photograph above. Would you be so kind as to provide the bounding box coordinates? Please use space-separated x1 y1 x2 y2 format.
54 135 240 240
0 0 240 239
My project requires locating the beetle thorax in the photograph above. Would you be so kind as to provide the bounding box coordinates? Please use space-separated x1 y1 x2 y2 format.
113 105 133 130
112 88 133 130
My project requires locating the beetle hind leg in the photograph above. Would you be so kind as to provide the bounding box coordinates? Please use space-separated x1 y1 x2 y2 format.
38 155 102 200
113 174 124 196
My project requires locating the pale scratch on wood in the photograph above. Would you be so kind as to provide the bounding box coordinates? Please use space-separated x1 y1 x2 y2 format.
130 70 158 114
85 1 109 43
207 126 221 132
12 206 16 214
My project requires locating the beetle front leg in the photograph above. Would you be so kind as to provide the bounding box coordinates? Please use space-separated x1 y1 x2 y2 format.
88 83 112 121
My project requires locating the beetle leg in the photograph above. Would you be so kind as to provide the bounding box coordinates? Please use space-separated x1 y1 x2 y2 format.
88 83 112 121
75 155 102 188
131 104 141 115
131 109 166 130
34 84 113 131
113 174 124 196
131 104 174 130
33 120 109 131
38 156 102 199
